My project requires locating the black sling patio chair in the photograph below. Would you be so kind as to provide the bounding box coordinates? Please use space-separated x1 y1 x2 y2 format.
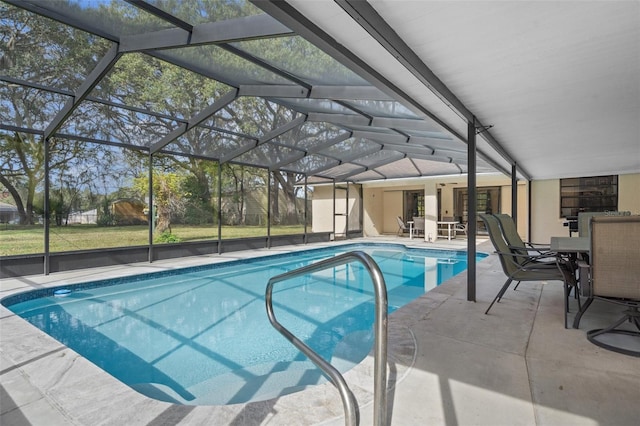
481 214 578 328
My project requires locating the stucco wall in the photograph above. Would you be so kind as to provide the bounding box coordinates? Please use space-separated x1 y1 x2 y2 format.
530 179 564 242
382 190 403 234
313 173 638 243
310 184 363 235
619 173 640 213
499 182 530 238
424 182 438 240
363 187 384 236
359 175 527 240
311 185 333 233
530 173 640 242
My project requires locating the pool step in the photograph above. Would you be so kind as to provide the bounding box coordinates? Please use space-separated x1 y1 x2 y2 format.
189 330 373 405
128 361 324 405
196 360 327 405
130 330 374 406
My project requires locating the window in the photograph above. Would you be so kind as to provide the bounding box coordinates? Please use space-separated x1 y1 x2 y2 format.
560 175 618 218
403 190 424 222
453 187 501 220
454 187 501 233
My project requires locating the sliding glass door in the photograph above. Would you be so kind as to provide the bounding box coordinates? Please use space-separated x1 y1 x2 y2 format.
403 190 425 223
453 187 501 233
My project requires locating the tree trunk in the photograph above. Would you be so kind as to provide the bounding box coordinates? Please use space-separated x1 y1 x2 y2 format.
0 173 31 224
155 207 171 234
273 171 299 225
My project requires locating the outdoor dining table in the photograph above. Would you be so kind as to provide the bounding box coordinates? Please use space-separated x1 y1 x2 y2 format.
437 221 459 241
550 236 589 254
550 236 590 298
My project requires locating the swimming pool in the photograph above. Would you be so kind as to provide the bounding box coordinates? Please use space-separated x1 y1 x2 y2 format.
3 243 485 406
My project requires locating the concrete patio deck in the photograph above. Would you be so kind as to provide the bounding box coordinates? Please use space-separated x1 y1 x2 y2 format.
1 236 638 425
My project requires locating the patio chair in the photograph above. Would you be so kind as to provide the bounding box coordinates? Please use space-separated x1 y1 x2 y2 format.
413 216 425 236
480 214 578 328
571 215 640 356
396 216 408 236
494 214 552 257
493 213 573 293
454 222 468 237
577 211 631 238
578 212 608 238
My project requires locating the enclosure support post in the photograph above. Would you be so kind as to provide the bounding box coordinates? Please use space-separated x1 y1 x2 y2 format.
511 162 518 224
467 117 477 302
267 170 272 249
148 153 154 263
345 183 349 239
43 137 50 275
217 163 222 254
358 184 363 235
304 175 308 244
528 179 533 241
332 180 336 240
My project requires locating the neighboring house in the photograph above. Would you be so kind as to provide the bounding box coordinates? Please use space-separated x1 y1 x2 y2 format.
111 199 148 225
220 191 267 226
0 202 19 223
67 209 97 225
220 189 308 226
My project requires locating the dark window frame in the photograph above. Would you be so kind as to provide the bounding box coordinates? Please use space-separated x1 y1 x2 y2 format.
559 175 618 218
403 190 425 223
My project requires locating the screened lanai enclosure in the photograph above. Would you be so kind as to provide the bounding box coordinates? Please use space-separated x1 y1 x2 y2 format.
1 0 505 277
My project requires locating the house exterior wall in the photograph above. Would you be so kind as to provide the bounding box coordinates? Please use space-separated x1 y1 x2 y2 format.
112 199 147 225
311 185 334 233
424 182 438 240
310 184 362 235
619 173 640 213
358 175 527 241
0 202 19 223
531 172 640 242
382 190 403 234
530 179 564 242
363 187 384 236
312 173 638 243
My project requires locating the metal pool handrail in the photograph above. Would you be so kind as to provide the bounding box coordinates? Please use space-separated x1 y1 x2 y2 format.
265 251 388 426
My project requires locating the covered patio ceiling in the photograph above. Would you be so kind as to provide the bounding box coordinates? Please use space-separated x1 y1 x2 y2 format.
2 0 638 184
273 0 640 181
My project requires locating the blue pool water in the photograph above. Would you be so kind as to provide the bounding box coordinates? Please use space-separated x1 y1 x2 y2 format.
4 243 485 405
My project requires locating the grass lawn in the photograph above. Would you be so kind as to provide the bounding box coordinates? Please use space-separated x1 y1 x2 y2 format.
0 224 305 256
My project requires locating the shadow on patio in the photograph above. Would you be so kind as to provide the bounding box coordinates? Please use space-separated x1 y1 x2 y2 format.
336 239 640 426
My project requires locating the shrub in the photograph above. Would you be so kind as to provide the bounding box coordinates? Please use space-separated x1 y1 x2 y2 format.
155 231 181 243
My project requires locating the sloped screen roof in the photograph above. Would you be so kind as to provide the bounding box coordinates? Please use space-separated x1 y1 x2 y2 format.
1 0 496 183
